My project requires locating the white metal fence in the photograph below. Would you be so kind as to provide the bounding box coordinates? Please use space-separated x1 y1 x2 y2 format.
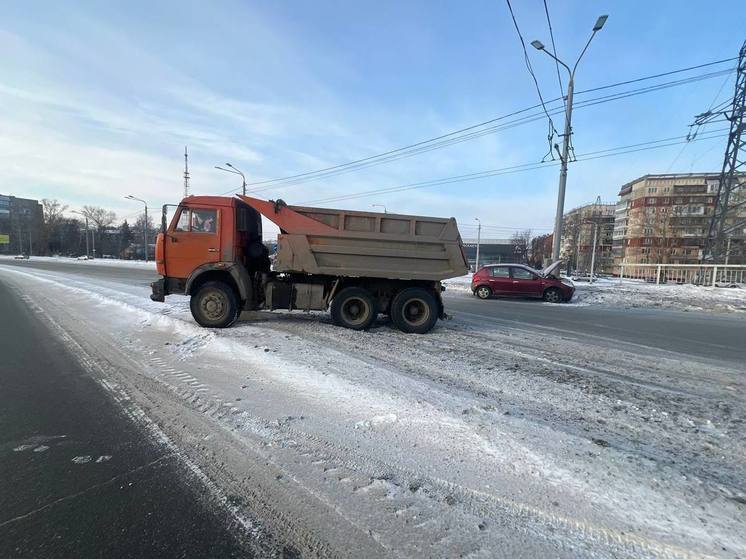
614 264 746 286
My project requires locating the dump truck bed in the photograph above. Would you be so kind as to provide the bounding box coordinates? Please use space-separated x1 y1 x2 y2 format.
238 196 469 281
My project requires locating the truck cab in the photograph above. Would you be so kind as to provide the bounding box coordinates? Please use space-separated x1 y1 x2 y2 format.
152 196 270 323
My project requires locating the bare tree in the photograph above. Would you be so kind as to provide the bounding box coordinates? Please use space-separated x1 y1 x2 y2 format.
511 229 532 264
42 198 68 228
81 205 116 231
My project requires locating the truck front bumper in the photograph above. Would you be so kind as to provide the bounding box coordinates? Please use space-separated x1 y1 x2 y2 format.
150 278 166 302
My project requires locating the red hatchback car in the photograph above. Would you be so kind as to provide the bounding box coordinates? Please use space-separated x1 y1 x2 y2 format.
471 262 575 303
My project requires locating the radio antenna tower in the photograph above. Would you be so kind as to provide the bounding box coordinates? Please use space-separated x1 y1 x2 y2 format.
691 41 746 263
183 146 191 198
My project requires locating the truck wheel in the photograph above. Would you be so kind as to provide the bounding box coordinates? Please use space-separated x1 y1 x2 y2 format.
391 288 438 334
190 281 240 328
331 287 377 330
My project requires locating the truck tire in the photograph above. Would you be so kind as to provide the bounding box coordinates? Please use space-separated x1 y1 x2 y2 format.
390 287 438 334
331 287 377 330
190 281 240 328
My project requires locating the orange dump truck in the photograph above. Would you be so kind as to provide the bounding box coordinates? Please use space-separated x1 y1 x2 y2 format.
151 195 469 333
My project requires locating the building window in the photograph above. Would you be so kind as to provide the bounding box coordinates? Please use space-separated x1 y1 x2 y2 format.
648 187 658 193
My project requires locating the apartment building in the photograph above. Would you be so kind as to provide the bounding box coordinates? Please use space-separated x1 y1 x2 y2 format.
612 173 735 265
0 194 44 255
560 200 616 273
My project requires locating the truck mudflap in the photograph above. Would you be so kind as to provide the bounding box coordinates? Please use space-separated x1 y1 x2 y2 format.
150 278 166 302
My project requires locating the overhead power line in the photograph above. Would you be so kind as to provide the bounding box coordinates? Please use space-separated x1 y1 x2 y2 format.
233 68 733 195
542 0 566 111
505 0 558 160
299 129 728 206
218 58 738 196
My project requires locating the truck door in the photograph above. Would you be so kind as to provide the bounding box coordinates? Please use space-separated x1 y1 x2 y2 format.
165 206 222 279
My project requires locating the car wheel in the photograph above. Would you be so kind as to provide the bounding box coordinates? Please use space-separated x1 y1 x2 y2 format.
474 285 492 299
190 281 240 328
543 287 562 303
331 287 377 330
390 287 439 334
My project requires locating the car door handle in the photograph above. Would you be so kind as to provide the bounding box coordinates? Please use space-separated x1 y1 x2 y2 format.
208 248 219 253
512 281 519 283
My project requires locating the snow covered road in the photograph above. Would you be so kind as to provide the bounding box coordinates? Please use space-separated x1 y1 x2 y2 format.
1 261 744 558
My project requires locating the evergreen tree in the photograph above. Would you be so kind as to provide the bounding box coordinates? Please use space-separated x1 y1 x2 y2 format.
119 220 132 257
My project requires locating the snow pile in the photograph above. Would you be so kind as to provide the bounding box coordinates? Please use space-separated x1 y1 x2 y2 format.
0 255 156 270
443 273 473 295
573 278 746 313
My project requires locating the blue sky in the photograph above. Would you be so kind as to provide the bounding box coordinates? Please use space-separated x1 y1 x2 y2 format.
1 0 744 238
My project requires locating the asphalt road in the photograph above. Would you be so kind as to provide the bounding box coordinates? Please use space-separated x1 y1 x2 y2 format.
2 258 745 366
0 277 252 558
446 292 746 365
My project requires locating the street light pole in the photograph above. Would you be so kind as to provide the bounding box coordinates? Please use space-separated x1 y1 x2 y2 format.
125 195 149 262
474 218 481 271
531 15 608 262
215 163 246 196
371 204 388 214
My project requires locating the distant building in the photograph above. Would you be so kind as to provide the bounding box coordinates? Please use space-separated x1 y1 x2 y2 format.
560 201 616 273
462 238 514 269
530 233 553 268
0 194 44 255
612 173 746 265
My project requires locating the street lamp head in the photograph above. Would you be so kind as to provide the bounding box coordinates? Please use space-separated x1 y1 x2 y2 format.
226 162 234 168
592 15 608 32
530 40 545 51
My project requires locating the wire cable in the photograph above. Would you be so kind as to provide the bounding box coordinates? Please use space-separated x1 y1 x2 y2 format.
217 59 738 196
505 0 558 161
299 130 727 206
543 0 566 111
234 68 734 195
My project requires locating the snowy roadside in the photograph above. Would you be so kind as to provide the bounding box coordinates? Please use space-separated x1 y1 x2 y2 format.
443 273 746 314
1 263 744 558
0 254 156 270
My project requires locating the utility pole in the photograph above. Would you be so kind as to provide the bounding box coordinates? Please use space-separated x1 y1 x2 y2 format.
584 197 607 282
589 221 599 283
125 195 149 262
531 15 608 262
474 218 482 271
184 146 190 198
